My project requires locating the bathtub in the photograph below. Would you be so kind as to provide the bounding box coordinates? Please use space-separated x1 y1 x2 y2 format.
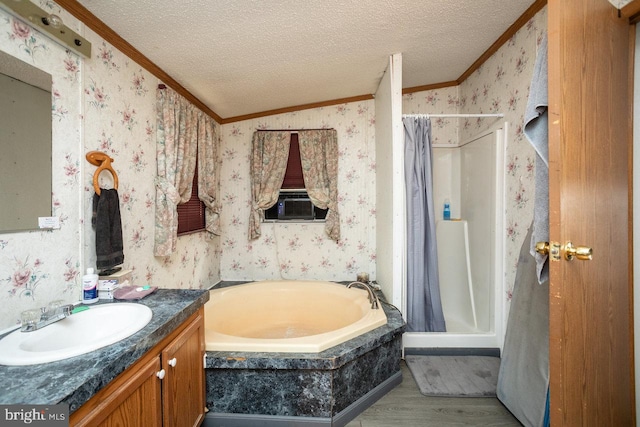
204 280 388 353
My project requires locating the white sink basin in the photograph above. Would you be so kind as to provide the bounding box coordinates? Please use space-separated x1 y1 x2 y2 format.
0 303 152 366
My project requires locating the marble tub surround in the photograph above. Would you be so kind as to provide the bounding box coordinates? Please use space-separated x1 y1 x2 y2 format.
0 289 209 412
205 300 405 424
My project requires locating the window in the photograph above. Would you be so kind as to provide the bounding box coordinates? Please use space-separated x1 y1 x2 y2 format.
263 134 328 221
177 161 205 235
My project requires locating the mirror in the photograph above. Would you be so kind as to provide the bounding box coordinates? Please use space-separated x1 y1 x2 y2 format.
0 49 52 232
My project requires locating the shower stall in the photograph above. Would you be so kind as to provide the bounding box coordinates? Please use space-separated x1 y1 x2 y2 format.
403 123 506 350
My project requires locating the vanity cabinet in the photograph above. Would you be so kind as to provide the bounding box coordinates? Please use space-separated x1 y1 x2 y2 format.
161 311 206 426
70 308 205 427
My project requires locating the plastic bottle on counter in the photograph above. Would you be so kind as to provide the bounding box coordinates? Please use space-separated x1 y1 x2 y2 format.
82 268 99 304
443 199 451 220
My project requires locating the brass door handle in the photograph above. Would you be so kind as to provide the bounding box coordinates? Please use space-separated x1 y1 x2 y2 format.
564 242 592 261
535 241 549 255
535 241 592 261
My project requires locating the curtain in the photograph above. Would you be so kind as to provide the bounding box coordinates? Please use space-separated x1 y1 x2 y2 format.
249 131 291 240
197 111 221 235
403 117 446 332
153 87 197 256
298 129 340 241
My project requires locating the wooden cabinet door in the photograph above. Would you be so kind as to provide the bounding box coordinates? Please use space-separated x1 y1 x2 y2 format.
162 309 205 427
71 356 163 427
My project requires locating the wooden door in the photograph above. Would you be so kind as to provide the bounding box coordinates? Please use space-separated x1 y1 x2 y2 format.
162 309 206 427
548 0 634 424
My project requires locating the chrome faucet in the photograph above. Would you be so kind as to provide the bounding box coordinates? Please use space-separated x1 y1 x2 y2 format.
21 302 75 332
347 281 380 309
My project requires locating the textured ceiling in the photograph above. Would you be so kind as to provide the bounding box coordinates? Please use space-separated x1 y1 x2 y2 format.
76 0 537 119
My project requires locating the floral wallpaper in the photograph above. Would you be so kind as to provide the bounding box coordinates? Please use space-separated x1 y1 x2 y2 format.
0 5 82 331
403 85 460 146
219 103 376 282
0 2 220 331
81 29 220 290
403 7 547 320
460 7 546 306
0 0 545 331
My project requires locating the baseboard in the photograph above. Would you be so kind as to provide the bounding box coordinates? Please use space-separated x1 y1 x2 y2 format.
203 412 331 427
332 370 402 426
404 347 501 357
203 370 402 427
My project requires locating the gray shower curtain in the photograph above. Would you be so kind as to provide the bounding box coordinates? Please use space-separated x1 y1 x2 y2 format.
403 116 446 332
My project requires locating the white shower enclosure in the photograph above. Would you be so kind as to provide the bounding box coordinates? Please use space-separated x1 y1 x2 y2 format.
403 123 506 350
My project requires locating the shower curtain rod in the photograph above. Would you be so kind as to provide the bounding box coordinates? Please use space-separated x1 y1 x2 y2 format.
403 113 504 118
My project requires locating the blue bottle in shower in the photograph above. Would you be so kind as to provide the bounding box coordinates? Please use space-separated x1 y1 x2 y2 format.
443 199 451 220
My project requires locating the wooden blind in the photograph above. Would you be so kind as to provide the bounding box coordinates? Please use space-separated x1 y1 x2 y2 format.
281 133 305 189
177 163 205 235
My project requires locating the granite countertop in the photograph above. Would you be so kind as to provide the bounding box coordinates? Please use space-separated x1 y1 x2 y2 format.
0 289 209 412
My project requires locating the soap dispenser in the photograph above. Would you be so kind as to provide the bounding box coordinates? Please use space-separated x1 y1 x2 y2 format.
443 199 451 220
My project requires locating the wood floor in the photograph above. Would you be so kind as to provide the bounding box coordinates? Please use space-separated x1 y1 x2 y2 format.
346 361 522 426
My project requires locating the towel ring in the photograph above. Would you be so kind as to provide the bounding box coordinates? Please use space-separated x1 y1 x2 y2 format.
86 151 119 196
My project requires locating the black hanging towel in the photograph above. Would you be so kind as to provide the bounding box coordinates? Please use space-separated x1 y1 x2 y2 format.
92 188 124 273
